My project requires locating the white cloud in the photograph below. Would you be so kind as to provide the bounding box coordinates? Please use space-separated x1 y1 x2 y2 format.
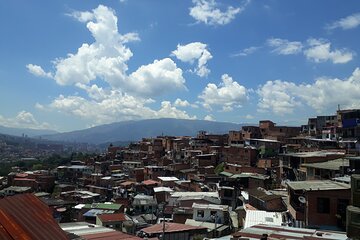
304 38 354 64
172 42 212 77
27 4 194 127
199 74 248 111
267 38 303 55
26 64 52 78
294 67 360 112
257 80 301 115
174 98 190 107
35 103 45 110
0 111 51 129
157 101 197 119
30 5 186 99
120 32 140 43
128 58 186 97
257 67 360 114
174 98 199 108
265 37 354 64
67 10 94 23
52 5 134 88
204 114 214 121
245 114 254 119
231 46 260 57
326 13 360 30
189 0 250 26
47 93 195 125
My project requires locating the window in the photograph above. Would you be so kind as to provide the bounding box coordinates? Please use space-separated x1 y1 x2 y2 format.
197 210 204 218
210 211 217 217
317 197 330 214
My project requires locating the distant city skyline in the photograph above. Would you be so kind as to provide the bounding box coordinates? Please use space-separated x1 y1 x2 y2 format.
1 0 360 132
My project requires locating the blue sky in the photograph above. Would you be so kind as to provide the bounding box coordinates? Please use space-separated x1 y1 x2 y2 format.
1 0 360 132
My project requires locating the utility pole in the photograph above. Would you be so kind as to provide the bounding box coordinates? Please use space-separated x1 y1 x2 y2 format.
162 216 165 240
161 202 166 240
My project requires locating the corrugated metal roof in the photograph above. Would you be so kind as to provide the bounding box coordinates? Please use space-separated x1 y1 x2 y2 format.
244 210 283 229
158 177 179 181
97 213 127 223
141 222 207 234
0 193 68 240
142 180 159 185
82 231 141 240
60 222 141 239
153 187 173 193
83 209 115 217
170 191 219 198
83 203 122 210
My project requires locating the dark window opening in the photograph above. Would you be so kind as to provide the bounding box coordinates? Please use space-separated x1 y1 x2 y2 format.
317 197 330 214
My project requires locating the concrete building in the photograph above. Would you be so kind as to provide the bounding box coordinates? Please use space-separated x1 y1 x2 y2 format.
286 180 350 230
192 203 230 225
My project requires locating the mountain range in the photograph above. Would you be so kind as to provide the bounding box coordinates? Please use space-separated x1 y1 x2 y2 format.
0 125 58 138
39 118 246 145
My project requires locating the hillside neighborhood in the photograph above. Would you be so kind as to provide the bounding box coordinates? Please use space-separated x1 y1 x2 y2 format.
0 108 359 239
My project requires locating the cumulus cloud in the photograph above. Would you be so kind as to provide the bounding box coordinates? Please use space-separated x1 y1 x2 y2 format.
27 5 193 127
267 38 303 55
47 93 195 125
174 98 190 107
39 5 135 88
199 74 248 111
0 111 51 129
172 42 212 77
257 80 301 115
28 5 185 98
304 38 354 64
265 37 354 64
26 64 52 78
157 101 197 119
174 98 198 108
326 13 360 30
128 58 186 97
189 0 250 26
257 67 360 114
204 114 215 121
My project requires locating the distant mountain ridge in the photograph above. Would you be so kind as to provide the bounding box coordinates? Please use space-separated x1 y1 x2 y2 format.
0 125 58 137
41 118 246 145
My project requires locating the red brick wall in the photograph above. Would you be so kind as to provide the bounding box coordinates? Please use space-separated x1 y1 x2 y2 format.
306 189 350 227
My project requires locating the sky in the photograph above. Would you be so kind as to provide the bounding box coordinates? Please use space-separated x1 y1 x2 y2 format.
1 0 360 132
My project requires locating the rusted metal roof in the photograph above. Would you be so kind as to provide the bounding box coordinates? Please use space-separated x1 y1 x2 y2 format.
82 231 141 240
0 193 68 240
142 180 159 186
97 213 127 223
141 222 207 234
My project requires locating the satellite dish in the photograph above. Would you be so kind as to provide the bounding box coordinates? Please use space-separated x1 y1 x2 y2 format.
298 196 306 204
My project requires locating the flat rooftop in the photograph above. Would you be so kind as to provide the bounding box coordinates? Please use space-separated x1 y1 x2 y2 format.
236 224 347 240
282 151 345 158
301 158 349 170
192 203 229 211
287 180 350 191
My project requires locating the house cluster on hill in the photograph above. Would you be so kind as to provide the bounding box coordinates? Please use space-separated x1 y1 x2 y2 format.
0 108 360 239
